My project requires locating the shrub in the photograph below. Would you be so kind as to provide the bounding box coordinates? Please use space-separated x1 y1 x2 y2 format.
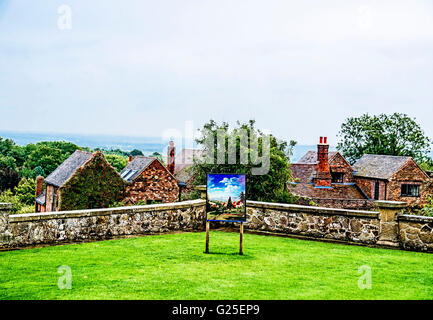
420 195 433 217
14 178 36 205
0 190 23 214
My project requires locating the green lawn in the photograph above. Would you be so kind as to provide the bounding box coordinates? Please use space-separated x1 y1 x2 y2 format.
1 231 432 300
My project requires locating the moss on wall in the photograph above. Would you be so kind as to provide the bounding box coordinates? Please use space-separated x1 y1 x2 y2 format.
59 152 125 211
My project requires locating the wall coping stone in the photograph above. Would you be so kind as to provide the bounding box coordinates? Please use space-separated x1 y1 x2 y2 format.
9 199 206 223
374 201 408 209
246 200 379 218
398 214 433 223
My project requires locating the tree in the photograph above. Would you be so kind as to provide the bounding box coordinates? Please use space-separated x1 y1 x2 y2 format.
130 149 144 156
23 144 65 177
193 120 298 204
227 197 234 209
21 141 81 178
105 154 128 172
0 166 20 192
150 152 164 163
337 113 432 164
240 191 246 203
14 178 36 205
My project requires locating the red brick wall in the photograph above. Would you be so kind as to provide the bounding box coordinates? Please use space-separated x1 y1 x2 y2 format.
387 159 431 207
124 160 179 204
354 177 387 200
329 153 354 183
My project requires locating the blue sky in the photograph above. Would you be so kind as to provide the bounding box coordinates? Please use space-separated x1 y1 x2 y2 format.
1 0 433 145
207 174 246 202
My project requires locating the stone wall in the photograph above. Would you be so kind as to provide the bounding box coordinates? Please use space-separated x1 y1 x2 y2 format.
246 201 380 244
298 197 374 210
399 214 433 252
2 198 433 252
0 200 205 249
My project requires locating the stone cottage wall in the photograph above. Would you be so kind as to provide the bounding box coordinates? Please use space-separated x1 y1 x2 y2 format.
0 200 205 249
246 201 380 244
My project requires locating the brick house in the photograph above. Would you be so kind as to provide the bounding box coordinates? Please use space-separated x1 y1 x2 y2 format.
353 154 432 207
35 150 125 212
289 137 371 210
121 156 179 204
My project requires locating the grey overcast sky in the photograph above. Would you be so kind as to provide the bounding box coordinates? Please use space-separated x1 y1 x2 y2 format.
1 0 433 144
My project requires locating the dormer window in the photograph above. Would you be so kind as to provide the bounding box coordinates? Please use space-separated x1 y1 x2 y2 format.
331 172 344 183
401 184 420 197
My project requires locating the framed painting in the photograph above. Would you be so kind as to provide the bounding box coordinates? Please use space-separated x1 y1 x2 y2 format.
206 174 246 222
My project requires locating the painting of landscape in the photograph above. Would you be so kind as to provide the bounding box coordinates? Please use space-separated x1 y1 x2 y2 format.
206 174 246 222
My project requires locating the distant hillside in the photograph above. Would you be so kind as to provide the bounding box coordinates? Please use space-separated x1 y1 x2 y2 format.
0 131 431 163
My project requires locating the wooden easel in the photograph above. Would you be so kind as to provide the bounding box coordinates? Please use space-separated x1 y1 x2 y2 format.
205 221 244 255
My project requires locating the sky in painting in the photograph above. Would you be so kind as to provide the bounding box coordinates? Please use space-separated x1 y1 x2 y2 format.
1 0 433 144
207 174 246 202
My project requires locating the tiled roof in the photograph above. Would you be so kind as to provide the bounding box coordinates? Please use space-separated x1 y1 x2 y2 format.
352 154 412 180
120 156 156 182
289 183 367 200
175 165 196 184
291 164 316 183
45 150 93 187
297 151 338 164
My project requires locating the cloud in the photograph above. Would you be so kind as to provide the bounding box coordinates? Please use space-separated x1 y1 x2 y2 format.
1 1 433 144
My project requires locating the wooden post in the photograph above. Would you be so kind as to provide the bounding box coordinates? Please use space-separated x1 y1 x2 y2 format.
239 222 244 255
205 221 210 253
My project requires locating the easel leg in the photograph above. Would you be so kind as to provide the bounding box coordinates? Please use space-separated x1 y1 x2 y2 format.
239 222 244 255
205 221 210 253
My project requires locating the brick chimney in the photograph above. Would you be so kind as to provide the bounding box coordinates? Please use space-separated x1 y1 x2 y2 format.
313 136 332 187
167 141 175 175
35 176 44 197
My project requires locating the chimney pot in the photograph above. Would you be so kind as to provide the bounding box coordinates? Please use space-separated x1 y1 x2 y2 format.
315 136 331 187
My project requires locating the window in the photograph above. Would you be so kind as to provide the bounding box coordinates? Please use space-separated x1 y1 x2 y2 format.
374 181 380 200
331 172 344 183
401 184 420 197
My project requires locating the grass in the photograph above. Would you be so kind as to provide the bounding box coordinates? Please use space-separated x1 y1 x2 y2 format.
1 231 433 300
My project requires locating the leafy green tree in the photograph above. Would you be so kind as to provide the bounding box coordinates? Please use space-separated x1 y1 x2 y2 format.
193 120 298 204
150 152 164 163
14 178 36 205
20 141 81 178
32 166 46 179
0 166 20 192
105 154 128 172
130 149 144 156
0 137 25 167
23 144 65 177
337 113 432 164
